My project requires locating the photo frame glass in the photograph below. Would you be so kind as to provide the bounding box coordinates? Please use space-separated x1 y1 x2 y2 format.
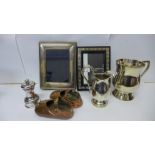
40 42 76 90
46 49 69 83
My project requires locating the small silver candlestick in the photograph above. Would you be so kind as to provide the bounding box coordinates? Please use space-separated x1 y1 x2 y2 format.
21 79 39 108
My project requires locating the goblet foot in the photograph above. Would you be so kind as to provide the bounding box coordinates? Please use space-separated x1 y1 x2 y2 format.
91 98 108 108
112 89 134 101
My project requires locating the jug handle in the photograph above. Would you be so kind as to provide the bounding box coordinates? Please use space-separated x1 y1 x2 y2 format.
141 61 150 77
81 65 94 91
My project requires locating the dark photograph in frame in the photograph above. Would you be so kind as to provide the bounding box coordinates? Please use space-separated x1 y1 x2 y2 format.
39 42 77 90
77 46 111 90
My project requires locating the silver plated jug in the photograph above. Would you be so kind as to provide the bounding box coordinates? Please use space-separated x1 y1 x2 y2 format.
112 59 150 101
81 66 113 107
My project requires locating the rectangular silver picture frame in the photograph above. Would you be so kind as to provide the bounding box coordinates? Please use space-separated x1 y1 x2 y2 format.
39 42 77 90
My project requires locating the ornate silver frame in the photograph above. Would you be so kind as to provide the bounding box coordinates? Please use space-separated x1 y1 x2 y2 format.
77 46 111 90
39 42 77 90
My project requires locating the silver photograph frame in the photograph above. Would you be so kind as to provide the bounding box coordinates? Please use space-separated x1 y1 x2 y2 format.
39 42 77 90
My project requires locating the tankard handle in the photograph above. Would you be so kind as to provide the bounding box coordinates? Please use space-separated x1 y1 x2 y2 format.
141 61 150 77
81 65 94 91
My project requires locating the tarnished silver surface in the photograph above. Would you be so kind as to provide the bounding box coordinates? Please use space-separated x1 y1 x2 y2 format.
21 79 39 108
112 59 150 101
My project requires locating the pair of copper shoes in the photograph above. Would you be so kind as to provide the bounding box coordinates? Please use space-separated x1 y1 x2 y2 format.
35 90 83 119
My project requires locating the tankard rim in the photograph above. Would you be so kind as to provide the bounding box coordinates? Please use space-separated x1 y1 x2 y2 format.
116 58 147 68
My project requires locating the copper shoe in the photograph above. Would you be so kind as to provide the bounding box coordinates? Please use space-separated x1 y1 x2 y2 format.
50 90 83 108
35 98 73 119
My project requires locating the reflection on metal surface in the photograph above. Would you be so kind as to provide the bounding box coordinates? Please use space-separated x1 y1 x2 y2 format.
95 82 108 95
122 76 138 87
91 98 108 107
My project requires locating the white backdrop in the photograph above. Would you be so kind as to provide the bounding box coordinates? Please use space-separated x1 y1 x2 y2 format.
0 34 154 84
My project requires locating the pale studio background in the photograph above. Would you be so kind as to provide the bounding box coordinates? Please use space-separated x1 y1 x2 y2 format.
0 34 154 83
0 34 155 121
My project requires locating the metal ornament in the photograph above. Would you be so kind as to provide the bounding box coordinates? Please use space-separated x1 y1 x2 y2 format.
81 66 113 107
21 79 40 108
112 59 150 101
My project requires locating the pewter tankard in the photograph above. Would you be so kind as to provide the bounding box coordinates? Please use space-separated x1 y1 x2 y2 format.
81 66 113 107
112 59 150 101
